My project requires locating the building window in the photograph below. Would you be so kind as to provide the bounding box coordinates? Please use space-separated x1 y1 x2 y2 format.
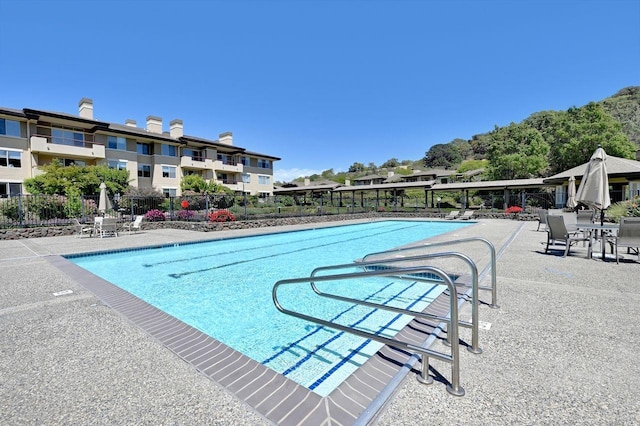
62 158 86 167
108 160 127 170
137 143 151 155
183 148 204 161
138 164 151 178
162 165 176 178
161 144 177 157
257 159 271 169
0 182 22 197
258 175 270 185
107 136 127 151
241 156 249 166
162 188 177 198
0 118 21 137
217 153 237 165
0 150 21 168
52 128 85 147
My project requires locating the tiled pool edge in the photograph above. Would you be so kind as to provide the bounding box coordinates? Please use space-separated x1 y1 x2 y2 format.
45 254 456 426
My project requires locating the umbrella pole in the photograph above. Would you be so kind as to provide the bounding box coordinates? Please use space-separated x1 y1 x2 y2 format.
600 209 606 261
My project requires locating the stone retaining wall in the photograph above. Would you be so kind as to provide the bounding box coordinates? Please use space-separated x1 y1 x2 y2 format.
0 211 538 240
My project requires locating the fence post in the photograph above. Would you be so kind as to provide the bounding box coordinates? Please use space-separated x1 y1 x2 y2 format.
18 194 24 228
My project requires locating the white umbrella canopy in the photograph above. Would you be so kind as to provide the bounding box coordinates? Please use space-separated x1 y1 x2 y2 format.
575 146 611 214
98 182 113 215
566 176 578 210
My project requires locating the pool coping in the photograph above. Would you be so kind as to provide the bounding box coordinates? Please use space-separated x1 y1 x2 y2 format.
46 250 465 426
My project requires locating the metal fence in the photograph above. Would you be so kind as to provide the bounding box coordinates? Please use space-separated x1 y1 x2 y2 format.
0 191 565 229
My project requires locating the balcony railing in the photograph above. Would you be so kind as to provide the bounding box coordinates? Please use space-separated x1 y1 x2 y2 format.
32 134 97 149
30 135 105 159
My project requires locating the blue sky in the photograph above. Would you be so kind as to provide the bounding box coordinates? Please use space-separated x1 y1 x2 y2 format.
1 0 638 182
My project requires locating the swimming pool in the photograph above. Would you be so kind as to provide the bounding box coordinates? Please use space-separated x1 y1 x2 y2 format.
68 220 470 396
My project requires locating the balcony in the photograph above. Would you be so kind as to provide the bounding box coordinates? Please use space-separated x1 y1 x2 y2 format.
180 155 212 170
213 159 243 173
30 136 105 160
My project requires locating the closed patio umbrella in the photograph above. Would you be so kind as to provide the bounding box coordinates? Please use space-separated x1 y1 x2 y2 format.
575 146 611 223
566 176 578 210
98 182 112 215
575 146 611 259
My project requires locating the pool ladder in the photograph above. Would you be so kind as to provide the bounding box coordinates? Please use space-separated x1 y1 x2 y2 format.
273 237 498 396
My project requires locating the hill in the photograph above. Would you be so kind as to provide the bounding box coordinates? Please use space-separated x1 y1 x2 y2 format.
294 86 639 184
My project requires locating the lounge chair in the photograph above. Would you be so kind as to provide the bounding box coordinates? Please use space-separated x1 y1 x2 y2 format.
545 215 590 257
123 215 144 234
607 217 640 264
444 210 459 220
459 210 475 220
73 218 93 238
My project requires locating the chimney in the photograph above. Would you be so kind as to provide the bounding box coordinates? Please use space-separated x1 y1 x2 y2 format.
125 119 137 128
146 116 162 134
345 179 351 186
78 98 94 120
304 178 310 186
170 119 183 138
219 132 233 145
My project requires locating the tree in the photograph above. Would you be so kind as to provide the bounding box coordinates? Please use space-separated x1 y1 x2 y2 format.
423 143 462 169
547 102 635 174
181 174 209 193
381 158 400 168
450 138 473 160
321 169 335 179
348 162 366 173
485 123 549 180
24 159 130 196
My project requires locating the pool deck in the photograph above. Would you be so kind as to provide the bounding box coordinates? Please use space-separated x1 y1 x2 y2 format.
2 219 639 425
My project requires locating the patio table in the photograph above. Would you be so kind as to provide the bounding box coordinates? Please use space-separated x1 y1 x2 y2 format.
577 223 620 260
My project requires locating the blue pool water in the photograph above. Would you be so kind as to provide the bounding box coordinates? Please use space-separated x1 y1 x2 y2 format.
69 220 470 396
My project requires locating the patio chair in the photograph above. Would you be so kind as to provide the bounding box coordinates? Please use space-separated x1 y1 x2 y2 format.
459 210 475 220
73 218 93 238
607 217 640 264
95 217 118 238
444 210 459 220
123 215 144 234
536 209 548 231
545 215 590 257
576 209 595 226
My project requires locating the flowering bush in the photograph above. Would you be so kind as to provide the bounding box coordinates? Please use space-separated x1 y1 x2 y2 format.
209 209 236 222
175 209 195 220
144 209 166 222
505 206 523 214
608 196 640 222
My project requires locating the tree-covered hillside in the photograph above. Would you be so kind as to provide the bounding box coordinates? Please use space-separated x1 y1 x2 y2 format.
292 86 640 184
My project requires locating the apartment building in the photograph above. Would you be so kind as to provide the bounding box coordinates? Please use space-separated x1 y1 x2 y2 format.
0 98 280 197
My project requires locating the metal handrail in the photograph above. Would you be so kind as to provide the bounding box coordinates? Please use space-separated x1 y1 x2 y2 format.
310 251 482 354
273 265 465 396
362 237 499 308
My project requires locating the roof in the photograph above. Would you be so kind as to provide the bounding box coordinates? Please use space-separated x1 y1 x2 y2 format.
432 178 549 191
543 155 640 184
352 174 386 181
333 180 436 192
273 182 342 194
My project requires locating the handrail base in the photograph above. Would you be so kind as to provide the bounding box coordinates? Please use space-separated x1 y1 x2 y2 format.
447 384 465 397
